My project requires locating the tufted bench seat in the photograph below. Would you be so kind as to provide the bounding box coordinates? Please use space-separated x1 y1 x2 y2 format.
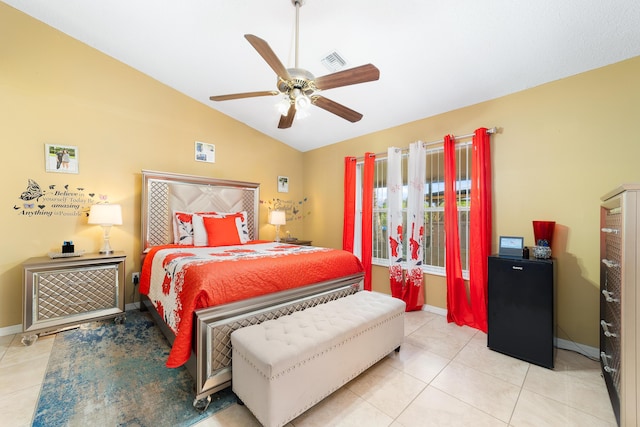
230 290 405 427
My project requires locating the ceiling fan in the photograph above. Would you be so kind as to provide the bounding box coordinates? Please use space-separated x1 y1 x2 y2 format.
209 0 380 129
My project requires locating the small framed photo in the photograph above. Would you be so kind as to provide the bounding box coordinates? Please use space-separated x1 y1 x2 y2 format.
45 144 79 174
278 176 289 193
195 141 215 163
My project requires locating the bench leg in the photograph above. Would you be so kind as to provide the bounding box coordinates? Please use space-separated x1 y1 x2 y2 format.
233 392 245 406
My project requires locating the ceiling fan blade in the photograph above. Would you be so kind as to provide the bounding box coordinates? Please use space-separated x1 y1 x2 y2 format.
312 96 363 123
314 64 380 91
278 103 296 129
209 91 279 101
244 34 292 81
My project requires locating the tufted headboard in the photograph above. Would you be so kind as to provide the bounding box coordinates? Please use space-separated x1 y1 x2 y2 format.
141 170 260 252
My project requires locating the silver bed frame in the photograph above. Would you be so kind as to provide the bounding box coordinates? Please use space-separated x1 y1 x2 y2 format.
140 170 363 406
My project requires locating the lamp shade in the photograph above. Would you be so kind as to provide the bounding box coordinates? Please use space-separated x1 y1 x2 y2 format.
269 210 286 226
88 204 123 226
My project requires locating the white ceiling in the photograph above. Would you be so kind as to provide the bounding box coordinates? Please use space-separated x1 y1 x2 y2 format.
4 0 640 152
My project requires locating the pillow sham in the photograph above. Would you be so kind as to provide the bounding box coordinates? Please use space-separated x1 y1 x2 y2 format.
173 211 195 245
202 215 242 247
172 210 218 245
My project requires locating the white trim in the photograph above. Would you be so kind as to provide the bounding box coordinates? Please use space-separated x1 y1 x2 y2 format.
2 305 600 362
0 324 22 337
372 261 469 281
556 337 599 360
421 306 599 361
422 304 447 316
0 305 141 337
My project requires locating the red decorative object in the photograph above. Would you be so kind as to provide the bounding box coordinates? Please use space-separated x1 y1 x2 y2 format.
533 221 555 247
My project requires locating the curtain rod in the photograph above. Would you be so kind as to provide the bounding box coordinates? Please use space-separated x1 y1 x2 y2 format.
355 126 497 160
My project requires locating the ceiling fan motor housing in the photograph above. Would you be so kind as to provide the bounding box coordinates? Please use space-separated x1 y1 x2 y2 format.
278 67 316 98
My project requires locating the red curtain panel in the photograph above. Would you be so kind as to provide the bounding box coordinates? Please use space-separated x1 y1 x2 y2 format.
444 135 474 327
469 127 492 332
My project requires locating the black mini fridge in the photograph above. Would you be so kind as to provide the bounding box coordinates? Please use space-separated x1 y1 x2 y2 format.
487 255 555 368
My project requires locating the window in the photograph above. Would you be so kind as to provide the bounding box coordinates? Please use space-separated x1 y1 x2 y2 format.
358 142 472 277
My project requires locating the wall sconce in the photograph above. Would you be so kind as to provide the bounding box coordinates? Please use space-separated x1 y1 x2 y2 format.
88 204 122 254
269 210 286 243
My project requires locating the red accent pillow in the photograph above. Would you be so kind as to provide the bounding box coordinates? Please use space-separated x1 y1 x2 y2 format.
202 215 242 247
173 211 219 245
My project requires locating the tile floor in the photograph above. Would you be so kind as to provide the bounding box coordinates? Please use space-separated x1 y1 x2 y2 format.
0 310 617 426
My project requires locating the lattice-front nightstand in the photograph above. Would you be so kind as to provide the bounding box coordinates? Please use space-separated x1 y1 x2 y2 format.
22 252 126 344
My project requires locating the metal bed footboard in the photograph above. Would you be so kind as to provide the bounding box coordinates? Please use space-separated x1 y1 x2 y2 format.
142 272 363 403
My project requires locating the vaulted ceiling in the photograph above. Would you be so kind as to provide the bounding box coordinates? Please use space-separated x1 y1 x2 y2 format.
4 0 640 152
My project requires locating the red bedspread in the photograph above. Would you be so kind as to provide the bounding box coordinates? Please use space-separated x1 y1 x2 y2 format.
140 242 364 367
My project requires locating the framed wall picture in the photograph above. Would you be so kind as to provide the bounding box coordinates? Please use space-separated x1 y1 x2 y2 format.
278 176 289 193
45 144 79 174
195 141 215 163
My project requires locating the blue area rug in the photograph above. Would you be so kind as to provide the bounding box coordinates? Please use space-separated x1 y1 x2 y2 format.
33 310 236 426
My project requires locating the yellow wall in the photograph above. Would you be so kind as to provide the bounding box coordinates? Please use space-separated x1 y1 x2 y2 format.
3 3 640 350
0 4 305 329
303 56 640 348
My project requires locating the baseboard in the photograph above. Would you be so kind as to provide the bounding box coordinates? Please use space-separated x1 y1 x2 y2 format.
0 304 142 337
556 337 599 360
421 305 600 361
423 304 447 316
0 324 22 337
125 302 141 311
0 302 602 362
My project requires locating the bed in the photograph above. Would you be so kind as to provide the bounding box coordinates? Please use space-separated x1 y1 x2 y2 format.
139 170 364 408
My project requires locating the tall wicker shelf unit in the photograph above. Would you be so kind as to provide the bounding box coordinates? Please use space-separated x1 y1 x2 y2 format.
600 184 640 426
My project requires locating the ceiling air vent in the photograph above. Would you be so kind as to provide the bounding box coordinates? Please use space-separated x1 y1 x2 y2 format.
321 51 347 72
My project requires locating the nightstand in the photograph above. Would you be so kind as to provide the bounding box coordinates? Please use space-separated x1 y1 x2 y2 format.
281 239 312 246
22 252 126 343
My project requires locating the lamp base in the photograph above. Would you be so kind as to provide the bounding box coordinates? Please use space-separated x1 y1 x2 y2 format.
99 225 115 255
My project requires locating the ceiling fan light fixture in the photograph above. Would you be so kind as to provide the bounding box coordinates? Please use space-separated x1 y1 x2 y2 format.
295 92 311 110
276 97 291 116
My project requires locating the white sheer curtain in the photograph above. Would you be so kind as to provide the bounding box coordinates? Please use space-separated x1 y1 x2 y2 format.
405 141 425 311
387 147 403 298
387 142 425 310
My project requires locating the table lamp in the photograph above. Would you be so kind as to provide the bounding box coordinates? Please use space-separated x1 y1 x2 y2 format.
269 210 286 243
88 204 122 254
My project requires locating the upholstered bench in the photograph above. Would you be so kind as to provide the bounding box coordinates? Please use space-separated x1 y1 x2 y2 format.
230 290 405 427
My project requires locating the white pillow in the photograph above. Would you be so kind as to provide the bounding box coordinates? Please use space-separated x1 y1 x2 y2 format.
172 211 194 245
